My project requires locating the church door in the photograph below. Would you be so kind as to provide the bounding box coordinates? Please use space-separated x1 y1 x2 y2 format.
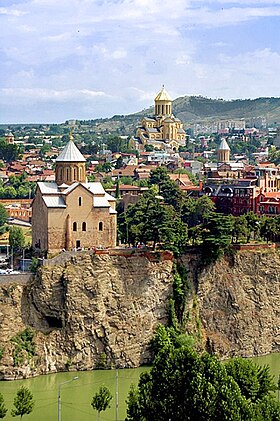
76 240 81 249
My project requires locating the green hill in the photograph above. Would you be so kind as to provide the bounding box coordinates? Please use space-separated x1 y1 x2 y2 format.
84 96 280 135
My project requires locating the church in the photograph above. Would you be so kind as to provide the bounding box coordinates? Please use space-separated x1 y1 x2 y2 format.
132 86 186 152
32 136 117 254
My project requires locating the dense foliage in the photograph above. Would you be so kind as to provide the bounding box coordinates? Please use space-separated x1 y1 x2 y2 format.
118 166 280 259
0 174 35 199
126 327 280 421
0 393 7 419
0 139 22 163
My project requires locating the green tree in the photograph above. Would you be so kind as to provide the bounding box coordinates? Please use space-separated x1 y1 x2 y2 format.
115 155 124 169
9 226 25 251
202 213 233 261
0 393 7 418
126 340 252 420
91 385 112 421
232 215 249 244
11 387 34 419
0 204 8 229
181 196 215 228
126 327 280 421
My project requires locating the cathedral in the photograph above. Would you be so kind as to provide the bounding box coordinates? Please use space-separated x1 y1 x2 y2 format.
132 86 186 152
32 136 117 254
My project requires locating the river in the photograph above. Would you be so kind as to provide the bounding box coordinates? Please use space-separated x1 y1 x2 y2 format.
0 353 279 421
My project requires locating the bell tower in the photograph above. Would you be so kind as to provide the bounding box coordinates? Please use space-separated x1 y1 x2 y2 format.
154 85 172 117
218 139 230 163
55 133 86 186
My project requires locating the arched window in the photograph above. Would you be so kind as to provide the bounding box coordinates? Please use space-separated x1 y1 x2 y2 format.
73 222 77 231
66 167 70 181
98 222 103 231
78 197 82 206
82 222 86 231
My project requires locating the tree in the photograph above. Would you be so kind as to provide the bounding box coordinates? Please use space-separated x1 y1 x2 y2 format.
181 196 215 228
91 385 112 421
119 190 187 252
202 213 233 261
115 155 124 169
0 393 7 419
126 327 280 421
9 226 25 252
11 387 34 419
0 204 8 229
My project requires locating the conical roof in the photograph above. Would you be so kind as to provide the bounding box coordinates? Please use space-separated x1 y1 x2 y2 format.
218 138 230 151
154 85 172 102
56 138 86 162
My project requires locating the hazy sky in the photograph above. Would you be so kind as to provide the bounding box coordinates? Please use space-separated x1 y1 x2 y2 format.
1 0 280 123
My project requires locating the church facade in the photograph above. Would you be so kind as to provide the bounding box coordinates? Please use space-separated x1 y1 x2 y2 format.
132 86 186 152
32 137 117 254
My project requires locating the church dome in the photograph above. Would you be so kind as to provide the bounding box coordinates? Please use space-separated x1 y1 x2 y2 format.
154 86 172 102
56 138 86 162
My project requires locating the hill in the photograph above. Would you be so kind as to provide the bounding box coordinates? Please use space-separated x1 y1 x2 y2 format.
84 96 280 135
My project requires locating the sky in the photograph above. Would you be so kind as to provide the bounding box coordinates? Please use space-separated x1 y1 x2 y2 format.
1 0 280 124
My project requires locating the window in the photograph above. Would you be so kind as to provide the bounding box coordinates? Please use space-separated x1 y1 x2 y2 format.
73 222 77 231
78 197 82 206
82 222 86 231
99 222 103 231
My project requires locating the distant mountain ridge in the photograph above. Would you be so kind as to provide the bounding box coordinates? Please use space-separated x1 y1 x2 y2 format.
88 96 280 135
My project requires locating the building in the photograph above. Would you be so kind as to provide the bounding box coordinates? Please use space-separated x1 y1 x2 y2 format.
32 136 117 254
204 139 246 179
203 179 259 216
132 86 186 152
255 191 280 216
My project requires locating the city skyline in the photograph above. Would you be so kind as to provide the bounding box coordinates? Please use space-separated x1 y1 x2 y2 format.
1 0 280 123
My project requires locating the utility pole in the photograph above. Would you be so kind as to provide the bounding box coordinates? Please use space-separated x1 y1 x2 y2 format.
58 376 78 421
116 368 119 421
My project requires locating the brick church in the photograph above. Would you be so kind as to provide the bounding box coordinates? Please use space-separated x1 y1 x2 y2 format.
32 136 117 254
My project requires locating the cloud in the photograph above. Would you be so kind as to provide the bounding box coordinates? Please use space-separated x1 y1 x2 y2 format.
0 0 280 122
0 88 110 103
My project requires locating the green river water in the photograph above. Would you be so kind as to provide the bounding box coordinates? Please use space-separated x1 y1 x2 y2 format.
0 353 279 421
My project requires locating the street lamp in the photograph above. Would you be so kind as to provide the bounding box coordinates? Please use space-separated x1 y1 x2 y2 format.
58 376 78 421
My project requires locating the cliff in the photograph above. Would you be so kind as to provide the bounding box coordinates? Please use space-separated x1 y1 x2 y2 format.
0 252 174 379
183 249 280 359
0 249 279 379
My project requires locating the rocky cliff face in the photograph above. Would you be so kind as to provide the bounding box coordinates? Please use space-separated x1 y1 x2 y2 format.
182 249 280 359
0 252 173 379
0 249 279 379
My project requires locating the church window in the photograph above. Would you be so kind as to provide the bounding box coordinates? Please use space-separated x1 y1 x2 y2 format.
99 222 103 231
66 167 70 181
78 197 82 206
73 222 77 231
82 222 86 231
